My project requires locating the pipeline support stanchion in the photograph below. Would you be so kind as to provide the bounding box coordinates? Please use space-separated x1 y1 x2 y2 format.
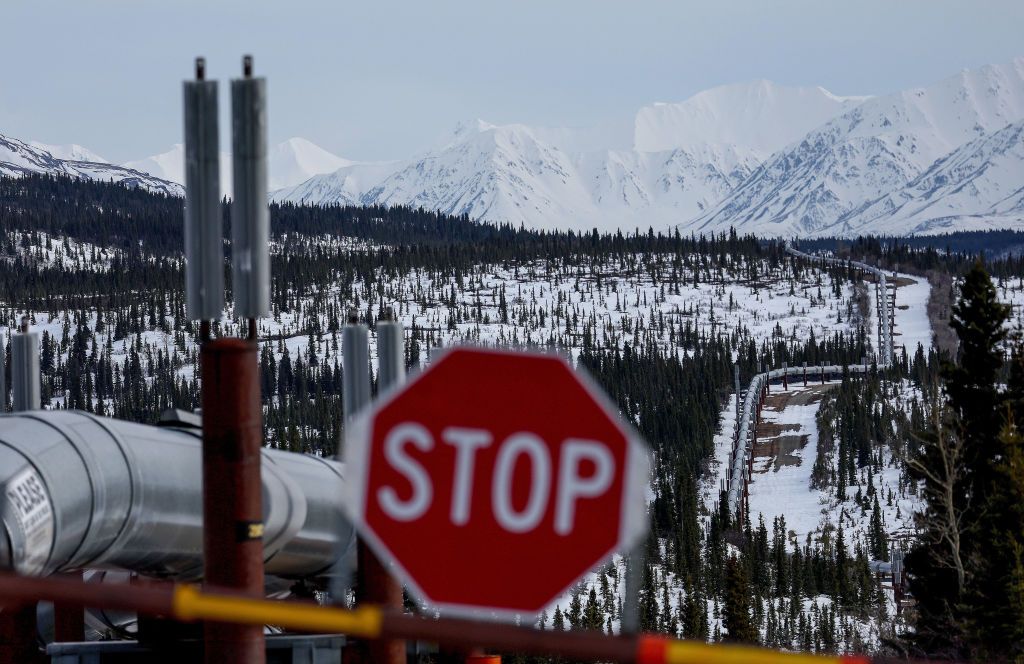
0 317 45 664
354 315 407 664
201 328 266 664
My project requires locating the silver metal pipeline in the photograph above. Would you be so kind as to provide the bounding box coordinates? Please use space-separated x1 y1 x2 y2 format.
724 243 899 516
725 363 877 515
0 410 355 580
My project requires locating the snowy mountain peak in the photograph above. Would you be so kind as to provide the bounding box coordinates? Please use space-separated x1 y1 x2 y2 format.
1 133 181 196
29 142 107 164
692 58 1024 237
831 119 1024 236
634 80 868 156
268 138 352 191
122 138 350 195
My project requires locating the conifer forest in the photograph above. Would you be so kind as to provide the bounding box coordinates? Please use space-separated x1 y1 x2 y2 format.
3 173 1024 661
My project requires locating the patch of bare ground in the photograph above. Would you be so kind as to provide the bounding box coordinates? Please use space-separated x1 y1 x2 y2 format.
753 384 836 472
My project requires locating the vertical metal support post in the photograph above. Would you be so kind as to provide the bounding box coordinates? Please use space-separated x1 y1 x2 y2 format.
352 317 406 664
0 338 6 412
802 361 807 386
782 362 788 390
11 317 40 411
342 318 370 424
185 56 265 664
1 310 48 659
733 363 740 419
52 573 85 643
0 327 46 658
201 336 265 664
0 602 45 664
622 542 646 635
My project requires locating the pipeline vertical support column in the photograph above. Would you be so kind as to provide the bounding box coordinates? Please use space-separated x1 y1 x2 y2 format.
357 316 406 664
0 337 6 412
0 319 45 661
201 336 265 664
52 572 85 643
11 317 40 411
340 316 402 664
733 363 740 419
0 304 44 664
802 361 807 387
185 56 266 664
782 362 788 390
0 600 45 664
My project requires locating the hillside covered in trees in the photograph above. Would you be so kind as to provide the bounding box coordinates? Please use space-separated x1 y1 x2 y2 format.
2 174 1023 660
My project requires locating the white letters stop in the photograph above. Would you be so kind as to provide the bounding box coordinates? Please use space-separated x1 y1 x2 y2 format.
376 423 614 534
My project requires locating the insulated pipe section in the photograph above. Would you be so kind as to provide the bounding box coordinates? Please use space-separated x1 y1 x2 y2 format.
726 361 875 516
0 411 354 579
183 62 224 321
230 57 270 320
727 244 898 517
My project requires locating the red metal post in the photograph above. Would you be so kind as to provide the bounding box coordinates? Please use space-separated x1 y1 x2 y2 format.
201 332 265 664
53 572 85 643
354 543 405 663
0 602 45 664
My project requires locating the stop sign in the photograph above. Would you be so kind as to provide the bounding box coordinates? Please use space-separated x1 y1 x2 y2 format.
343 347 650 618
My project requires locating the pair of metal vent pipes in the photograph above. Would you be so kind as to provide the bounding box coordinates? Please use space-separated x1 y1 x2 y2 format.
184 55 270 663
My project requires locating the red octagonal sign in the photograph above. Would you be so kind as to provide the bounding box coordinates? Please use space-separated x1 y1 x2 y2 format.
344 347 650 618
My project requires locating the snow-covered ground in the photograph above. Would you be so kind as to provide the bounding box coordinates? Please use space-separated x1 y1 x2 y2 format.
749 384 831 540
891 273 932 355
748 383 921 546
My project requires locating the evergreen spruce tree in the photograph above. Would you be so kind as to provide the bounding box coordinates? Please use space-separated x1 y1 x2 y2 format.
552 606 566 631
723 554 757 644
906 261 1009 658
582 586 603 632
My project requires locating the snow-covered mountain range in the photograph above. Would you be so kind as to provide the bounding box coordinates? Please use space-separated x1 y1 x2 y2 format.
5 58 1024 237
694 59 1024 237
272 81 868 233
833 119 1024 237
275 60 1024 237
1 134 182 196
123 137 351 195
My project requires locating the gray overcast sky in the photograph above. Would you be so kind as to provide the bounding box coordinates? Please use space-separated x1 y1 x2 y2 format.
2 0 1022 164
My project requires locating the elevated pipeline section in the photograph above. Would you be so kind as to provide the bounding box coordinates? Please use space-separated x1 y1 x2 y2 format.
0 410 355 580
723 245 897 518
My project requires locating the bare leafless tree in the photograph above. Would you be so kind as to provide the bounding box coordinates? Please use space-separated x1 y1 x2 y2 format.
906 409 969 594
